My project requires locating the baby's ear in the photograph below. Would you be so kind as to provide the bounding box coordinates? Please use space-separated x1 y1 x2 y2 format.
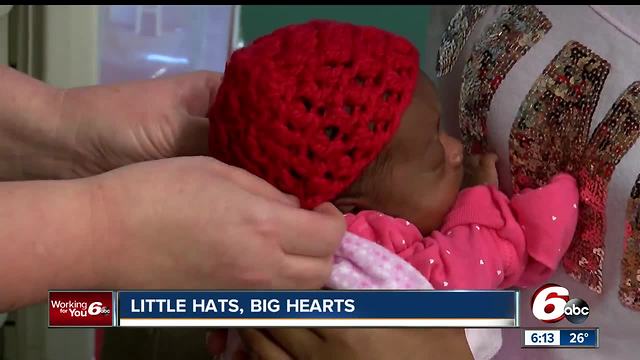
333 195 372 214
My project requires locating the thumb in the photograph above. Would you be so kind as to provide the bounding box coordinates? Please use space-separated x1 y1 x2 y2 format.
313 202 344 218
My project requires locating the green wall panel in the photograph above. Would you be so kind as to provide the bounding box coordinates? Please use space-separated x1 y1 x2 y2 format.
239 5 431 71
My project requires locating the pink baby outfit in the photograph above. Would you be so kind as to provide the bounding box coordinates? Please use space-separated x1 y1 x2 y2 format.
346 173 579 289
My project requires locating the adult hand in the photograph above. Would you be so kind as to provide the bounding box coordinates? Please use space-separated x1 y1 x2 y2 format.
60 71 222 177
0 66 222 180
90 156 345 290
235 328 473 360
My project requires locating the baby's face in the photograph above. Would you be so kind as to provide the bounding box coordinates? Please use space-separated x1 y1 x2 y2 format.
337 73 464 234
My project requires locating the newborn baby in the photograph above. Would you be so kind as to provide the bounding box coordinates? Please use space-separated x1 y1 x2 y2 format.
209 20 579 291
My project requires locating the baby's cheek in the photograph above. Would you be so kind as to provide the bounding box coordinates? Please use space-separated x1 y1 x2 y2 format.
433 184 462 226
443 166 464 206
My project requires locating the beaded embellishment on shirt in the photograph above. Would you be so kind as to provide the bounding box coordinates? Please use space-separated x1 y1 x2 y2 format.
620 173 640 310
510 41 610 193
563 81 640 294
459 5 551 154
436 5 489 78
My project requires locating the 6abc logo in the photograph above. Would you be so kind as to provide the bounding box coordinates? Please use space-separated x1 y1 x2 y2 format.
88 302 111 316
531 284 590 324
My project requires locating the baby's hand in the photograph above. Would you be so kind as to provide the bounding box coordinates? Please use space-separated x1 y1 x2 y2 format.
463 153 499 188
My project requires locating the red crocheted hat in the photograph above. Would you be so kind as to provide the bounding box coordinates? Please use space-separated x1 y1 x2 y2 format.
209 20 420 209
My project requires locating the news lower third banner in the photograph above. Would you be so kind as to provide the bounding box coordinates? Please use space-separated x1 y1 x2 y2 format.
48 290 519 328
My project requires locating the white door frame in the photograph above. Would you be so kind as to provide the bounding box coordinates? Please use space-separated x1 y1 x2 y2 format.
0 5 11 65
7 6 99 360
41 5 100 88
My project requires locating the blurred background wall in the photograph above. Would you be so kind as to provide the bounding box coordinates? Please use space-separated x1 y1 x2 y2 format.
240 5 431 72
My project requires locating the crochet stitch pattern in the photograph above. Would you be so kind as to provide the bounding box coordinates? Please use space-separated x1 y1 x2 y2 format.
209 20 420 209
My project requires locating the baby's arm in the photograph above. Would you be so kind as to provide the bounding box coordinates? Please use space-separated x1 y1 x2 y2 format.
508 173 579 287
346 173 579 289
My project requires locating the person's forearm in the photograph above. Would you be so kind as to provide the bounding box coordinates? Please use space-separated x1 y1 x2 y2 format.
0 65 77 180
0 178 108 311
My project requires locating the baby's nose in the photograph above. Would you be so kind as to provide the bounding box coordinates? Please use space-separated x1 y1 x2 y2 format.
440 133 463 165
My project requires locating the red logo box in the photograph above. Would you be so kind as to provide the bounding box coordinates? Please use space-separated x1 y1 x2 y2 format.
49 291 114 327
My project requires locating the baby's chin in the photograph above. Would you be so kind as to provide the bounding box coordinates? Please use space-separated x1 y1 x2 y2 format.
416 190 462 235
413 209 450 236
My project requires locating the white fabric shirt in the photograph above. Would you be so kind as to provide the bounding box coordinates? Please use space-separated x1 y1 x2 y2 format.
429 5 640 360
